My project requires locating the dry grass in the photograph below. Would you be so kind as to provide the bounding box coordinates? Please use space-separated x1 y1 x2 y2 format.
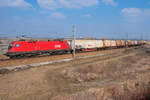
61 53 141 82
55 47 150 100
45 70 84 97
0 45 150 100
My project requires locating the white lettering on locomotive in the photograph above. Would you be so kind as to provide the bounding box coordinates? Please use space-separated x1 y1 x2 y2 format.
55 45 61 48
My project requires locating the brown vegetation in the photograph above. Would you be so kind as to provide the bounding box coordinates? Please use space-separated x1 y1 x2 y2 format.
0 45 150 100
54 46 150 100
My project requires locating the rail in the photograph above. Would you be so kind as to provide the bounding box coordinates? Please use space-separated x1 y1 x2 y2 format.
0 46 143 74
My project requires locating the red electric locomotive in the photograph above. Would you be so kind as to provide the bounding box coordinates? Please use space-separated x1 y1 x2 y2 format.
5 40 71 58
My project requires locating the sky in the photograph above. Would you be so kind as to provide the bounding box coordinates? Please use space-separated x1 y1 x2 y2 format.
0 0 150 39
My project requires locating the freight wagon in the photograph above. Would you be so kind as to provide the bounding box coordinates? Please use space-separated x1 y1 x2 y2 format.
135 40 138 46
130 40 135 46
116 40 122 47
121 40 126 47
110 40 117 47
127 40 131 46
69 40 104 52
103 40 111 48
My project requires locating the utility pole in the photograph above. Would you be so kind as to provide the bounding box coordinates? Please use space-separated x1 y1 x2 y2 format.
126 32 128 48
73 24 76 58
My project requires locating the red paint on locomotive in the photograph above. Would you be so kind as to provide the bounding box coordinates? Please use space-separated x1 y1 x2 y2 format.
7 40 70 55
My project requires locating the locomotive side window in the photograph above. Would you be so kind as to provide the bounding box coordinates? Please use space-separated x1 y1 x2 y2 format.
8 43 13 49
15 44 19 48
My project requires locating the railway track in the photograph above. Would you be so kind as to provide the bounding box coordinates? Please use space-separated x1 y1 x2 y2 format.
0 53 70 61
0 47 126 61
0 46 143 68
0 46 144 75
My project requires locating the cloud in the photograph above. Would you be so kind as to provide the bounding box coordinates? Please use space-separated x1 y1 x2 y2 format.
121 8 150 23
0 0 32 8
121 8 142 15
37 0 99 10
102 0 118 6
49 12 67 19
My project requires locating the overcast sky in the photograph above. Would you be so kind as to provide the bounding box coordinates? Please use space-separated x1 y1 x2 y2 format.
0 0 150 39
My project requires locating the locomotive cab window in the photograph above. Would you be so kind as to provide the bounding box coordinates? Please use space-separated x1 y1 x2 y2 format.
8 43 13 49
15 44 19 48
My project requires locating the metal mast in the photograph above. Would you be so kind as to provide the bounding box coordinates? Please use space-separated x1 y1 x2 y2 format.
73 24 76 58
126 32 128 48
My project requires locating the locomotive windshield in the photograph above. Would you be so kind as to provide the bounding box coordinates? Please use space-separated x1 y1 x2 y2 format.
8 43 13 49
15 44 19 48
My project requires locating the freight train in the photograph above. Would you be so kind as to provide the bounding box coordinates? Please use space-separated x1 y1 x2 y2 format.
5 39 145 58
